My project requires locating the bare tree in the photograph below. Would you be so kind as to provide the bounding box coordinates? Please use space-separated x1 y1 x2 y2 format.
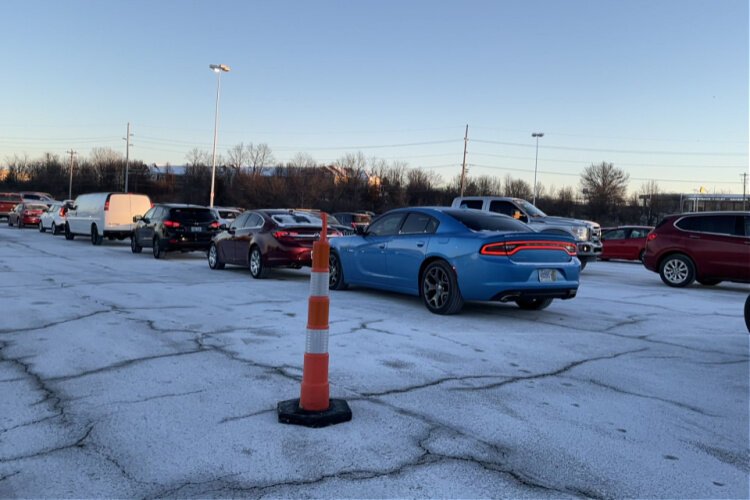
637 180 661 225
287 152 318 169
246 143 276 175
226 143 249 170
579 162 630 223
503 175 533 199
185 148 210 167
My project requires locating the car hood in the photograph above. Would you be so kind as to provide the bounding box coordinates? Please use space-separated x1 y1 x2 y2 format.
533 216 598 228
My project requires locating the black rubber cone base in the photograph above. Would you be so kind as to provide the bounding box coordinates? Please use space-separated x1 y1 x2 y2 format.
277 398 352 428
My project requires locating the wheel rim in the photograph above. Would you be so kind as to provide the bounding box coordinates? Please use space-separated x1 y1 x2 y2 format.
209 245 218 267
250 249 261 275
423 265 450 309
329 255 339 287
664 259 688 284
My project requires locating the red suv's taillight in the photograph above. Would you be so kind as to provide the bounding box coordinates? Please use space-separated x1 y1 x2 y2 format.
647 233 657 241
163 220 181 228
209 221 220 229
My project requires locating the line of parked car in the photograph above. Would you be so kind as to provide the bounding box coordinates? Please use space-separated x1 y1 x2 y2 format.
3 190 748 318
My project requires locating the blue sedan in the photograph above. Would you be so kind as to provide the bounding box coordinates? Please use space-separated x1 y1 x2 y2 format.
328 207 580 314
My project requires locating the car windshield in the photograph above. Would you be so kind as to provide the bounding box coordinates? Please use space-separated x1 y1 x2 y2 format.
26 204 48 211
444 209 531 232
170 208 215 222
516 199 547 218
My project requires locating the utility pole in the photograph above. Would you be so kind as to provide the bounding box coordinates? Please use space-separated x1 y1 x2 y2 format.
742 172 748 211
123 122 133 192
531 132 544 205
66 149 77 200
460 124 468 197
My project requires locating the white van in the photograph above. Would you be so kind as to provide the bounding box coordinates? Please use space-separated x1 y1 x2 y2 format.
65 192 152 245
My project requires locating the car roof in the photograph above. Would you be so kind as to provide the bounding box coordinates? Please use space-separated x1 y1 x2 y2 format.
156 203 211 209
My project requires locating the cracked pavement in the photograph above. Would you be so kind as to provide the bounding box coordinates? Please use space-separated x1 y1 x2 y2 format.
0 227 748 498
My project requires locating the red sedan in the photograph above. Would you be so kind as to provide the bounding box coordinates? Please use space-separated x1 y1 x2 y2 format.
8 202 48 228
599 225 653 262
207 209 341 278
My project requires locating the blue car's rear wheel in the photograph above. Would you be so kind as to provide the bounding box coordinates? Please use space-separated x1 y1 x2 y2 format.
421 260 463 315
329 252 347 290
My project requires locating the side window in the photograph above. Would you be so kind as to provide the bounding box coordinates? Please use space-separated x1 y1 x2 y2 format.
231 213 249 229
459 200 483 210
142 207 156 220
701 215 736 236
400 213 439 235
367 213 404 236
488 201 516 217
745 216 750 237
246 214 264 228
676 216 701 232
605 229 626 240
629 228 649 239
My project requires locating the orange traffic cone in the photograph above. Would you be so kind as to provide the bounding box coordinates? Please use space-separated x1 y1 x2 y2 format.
278 213 352 427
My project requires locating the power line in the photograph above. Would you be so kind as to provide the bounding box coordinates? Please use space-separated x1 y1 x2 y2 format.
466 163 741 184
471 138 747 157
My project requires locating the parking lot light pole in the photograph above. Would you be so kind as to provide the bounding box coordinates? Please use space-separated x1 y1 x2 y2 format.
209 63 230 208
532 132 544 205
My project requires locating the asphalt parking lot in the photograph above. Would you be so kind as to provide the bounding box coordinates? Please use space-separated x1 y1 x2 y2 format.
0 225 748 498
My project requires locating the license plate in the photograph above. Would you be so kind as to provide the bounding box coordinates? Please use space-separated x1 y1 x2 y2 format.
538 269 557 282
190 226 203 233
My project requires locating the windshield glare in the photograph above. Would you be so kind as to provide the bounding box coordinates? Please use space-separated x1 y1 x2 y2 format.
518 200 547 217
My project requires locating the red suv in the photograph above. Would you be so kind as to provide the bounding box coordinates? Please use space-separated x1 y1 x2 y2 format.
642 211 750 287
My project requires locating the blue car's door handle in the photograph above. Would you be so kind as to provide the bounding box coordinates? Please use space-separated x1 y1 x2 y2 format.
378 244 386 249
416 241 425 247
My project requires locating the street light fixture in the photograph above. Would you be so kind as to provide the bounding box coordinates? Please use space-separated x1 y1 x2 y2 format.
531 132 544 205
209 63 230 208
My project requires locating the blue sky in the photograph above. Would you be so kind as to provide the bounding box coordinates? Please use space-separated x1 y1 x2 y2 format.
1 0 747 195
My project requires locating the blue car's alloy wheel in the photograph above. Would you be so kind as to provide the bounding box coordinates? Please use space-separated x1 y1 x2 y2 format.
329 252 347 290
421 261 463 315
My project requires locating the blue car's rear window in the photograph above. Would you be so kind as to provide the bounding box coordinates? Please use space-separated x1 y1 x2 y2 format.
444 209 530 232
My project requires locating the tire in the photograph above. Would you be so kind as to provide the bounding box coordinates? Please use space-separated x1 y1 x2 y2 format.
697 279 721 286
153 238 165 259
91 225 103 245
248 246 269 279
64 223 75 240
208 243 225 270
329 251 348 290
130 235 142 254
7 218 12 227
659 254 695 287
744 295 750 334
515 297 554 310
18 219 23 229
39 222 45 233
420 260 464 315
579 258 587 271
52 223 60 235
638 250 645 263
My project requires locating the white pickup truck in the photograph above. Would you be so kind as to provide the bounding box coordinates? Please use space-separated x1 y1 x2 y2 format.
451 196 602 269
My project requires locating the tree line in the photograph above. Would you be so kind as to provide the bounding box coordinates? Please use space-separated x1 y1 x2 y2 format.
1 145 679 226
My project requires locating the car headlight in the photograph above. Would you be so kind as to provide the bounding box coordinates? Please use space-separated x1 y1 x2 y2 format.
572 226 589 241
